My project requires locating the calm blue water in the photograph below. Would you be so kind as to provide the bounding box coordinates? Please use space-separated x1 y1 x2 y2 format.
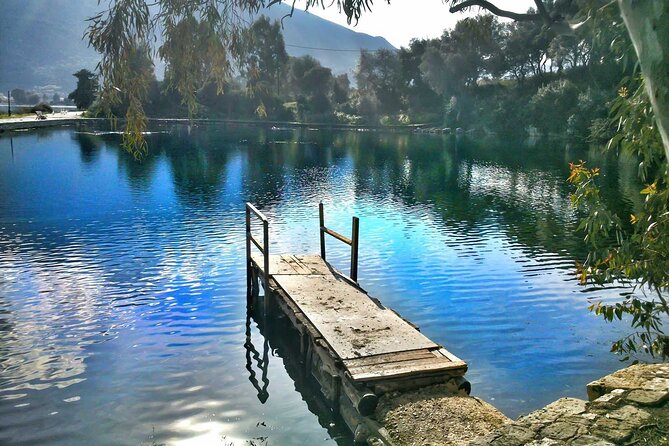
0 124 635 445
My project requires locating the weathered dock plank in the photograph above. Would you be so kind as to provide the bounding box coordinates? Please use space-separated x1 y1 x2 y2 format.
251 254 467 381
273 273 437 360
251 254 333 276
344 349 467 382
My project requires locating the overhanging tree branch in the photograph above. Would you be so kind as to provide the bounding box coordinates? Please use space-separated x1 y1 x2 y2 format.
448 0 548 23
533 0 551 21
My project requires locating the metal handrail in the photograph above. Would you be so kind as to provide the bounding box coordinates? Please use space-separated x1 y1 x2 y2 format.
246 202 270 296
247 202 267 222
319 202 360 282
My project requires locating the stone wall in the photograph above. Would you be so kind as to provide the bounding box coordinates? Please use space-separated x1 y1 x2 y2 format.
468 364 669 446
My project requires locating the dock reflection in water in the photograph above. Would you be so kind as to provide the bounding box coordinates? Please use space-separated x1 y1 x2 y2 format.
244 309 269 404
245 300 354 444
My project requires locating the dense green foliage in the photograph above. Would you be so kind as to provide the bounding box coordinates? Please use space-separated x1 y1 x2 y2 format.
10 88 42 106
564 4 669 360
438 0 669 362
85 0 389 151
84 0 638 142
569 75 669 360
68 69 99 110
87 13 346 125
442 0 669 361
87 4 622 141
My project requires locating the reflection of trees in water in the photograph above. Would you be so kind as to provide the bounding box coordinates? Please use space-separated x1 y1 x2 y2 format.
329 132 637 260
163 130 231 207
243 127 342 208
72 132 103 164
116 145 161 191
87 123 638 260
153 125 329 208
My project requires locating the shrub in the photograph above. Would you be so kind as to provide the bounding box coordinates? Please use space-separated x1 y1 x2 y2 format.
566 88 610 140
30 102 53 113
588 118 614 144
529 79 579 135
334 111 363 125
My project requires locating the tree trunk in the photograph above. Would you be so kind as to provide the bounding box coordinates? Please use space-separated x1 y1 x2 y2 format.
619 0 669 160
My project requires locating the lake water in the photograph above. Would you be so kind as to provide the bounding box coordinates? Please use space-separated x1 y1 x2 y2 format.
0 124 637 445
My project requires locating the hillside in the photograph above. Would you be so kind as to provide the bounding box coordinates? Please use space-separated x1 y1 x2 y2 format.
0 0 395 97
261 6 396 77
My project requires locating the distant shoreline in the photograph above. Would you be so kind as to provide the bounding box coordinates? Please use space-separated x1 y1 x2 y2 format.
0 104 78 113
0 111 91 132
0 114 443 134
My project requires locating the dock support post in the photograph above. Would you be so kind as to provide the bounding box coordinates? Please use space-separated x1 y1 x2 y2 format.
319 203 360 282
332 375 342 416
263 219 270 301
245 205 252 302
319 202 326 260
350 217 359 282
245 202 270 308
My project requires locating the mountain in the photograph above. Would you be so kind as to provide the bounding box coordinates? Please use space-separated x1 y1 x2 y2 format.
0 1 395 97
0 0 102 99
260 5 396 76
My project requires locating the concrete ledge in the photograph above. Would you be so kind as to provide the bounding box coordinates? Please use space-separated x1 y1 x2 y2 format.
0 116 101 132
0 115 429 134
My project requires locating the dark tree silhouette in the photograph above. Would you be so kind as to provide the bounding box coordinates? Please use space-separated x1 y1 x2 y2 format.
10 88 27 105
68 69 99 110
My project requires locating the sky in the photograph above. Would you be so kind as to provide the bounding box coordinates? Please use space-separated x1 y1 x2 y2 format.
292 0 535 48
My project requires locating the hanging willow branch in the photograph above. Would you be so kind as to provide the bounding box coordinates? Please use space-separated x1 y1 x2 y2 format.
86 0 388 156
87 0 264 157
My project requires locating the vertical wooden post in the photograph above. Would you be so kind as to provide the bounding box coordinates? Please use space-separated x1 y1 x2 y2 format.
263 219 270 298
304 342 313 375
319 202 326 260
350 216 359 282
246 205 252 299
332 374 342 416
7 91 11 117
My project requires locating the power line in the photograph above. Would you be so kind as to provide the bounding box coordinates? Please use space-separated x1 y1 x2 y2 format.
285 43 393 53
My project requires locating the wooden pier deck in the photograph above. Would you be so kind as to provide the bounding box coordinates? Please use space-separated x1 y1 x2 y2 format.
245 203 468 441
252 254 466 382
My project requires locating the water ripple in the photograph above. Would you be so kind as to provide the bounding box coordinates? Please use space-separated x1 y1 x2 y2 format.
0 125 638 444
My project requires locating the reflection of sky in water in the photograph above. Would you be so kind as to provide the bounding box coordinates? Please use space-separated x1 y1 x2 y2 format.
463 162 576 217
1 258 107 394
0 126 636 445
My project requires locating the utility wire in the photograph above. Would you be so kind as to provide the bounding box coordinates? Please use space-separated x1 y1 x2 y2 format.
285 43 392 52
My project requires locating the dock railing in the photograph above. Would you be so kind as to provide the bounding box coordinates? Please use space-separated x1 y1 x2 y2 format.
319 202 360 282
246 202 270 296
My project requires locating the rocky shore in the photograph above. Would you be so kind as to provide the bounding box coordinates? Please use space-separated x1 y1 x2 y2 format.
376 364 669 446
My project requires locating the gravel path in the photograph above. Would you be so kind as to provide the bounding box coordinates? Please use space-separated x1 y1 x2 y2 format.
376 384 510 446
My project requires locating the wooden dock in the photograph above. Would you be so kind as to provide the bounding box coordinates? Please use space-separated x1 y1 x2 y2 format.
245 203 469 442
